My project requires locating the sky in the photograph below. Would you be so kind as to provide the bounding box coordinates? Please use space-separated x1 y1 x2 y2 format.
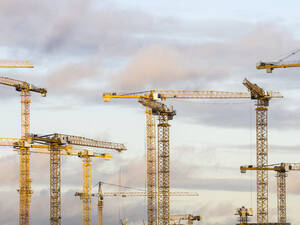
1 0 300 224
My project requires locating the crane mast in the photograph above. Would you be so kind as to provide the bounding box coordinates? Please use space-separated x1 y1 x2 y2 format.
30 133 126 225
146 107 158 225
140 99 175 225
242 78 282 225
0 77 46 225
23 147 111 225
82 155 92 225
72 152 111 225
277 171 287 225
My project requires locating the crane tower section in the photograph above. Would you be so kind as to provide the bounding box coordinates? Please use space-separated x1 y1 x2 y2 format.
243 78 282 225
0 77 46 225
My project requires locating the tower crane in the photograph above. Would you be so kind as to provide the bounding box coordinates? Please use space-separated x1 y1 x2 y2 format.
234 206 253 225
0 60 34 68
241 163 300 225
242 78 283 225
170 214 202 225
140 98 175 225
257 49 300 73
29 133 126 225
31 148 112 225
0 77 47 225
0 137 115 225
103 89 258 225
76 181 199 225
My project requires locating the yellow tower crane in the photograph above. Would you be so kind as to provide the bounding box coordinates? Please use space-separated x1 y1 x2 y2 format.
242 78 283 225
241 163 300 225
103 89 258 225
139 98 175 225
0 60 34 68
31 148 112 225
78 181 199 225
0 137 114 225
29 133 126 225
257 49 300 73
170 214 202 225
0 77 46 225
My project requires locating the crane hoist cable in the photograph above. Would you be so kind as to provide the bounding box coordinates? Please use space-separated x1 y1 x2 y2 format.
94 181 145 192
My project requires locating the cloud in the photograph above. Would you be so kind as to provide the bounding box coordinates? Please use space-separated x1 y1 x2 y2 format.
0 0 155 57
112 45 200 90
0 154 18 186
105 23 300 92
46 61 102 89
110 43 238 90
2 3 300 225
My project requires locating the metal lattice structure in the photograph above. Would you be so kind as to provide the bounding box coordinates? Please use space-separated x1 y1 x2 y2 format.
146 107 158 225
74 152 112 225
243 78 282 225
241 163 300 225
29 148 111 225
87 180 198 225
102 89 257 225
276 172 287 225
157 113 171 225
30 134 124 225
256 100 269 224
19 90 32 225
50 144 61 225
82 156 92 225
19 145 31 225
139 99 175 225
0 77 46 225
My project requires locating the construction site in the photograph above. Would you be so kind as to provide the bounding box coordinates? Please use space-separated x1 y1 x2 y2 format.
1 51 300 225
2 2 300 225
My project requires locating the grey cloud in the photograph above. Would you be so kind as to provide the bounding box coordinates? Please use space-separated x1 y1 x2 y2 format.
102 198 146 225
0 154 19 186
0 191 18 225
229 143 300 153
92 151 252 193
285 173 300 195
107 23 300 91
46 61 102 89
112 45 202 90
0 0 155 57
109 44 235 91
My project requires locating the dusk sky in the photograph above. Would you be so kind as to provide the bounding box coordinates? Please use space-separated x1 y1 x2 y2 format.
1 1 300 225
